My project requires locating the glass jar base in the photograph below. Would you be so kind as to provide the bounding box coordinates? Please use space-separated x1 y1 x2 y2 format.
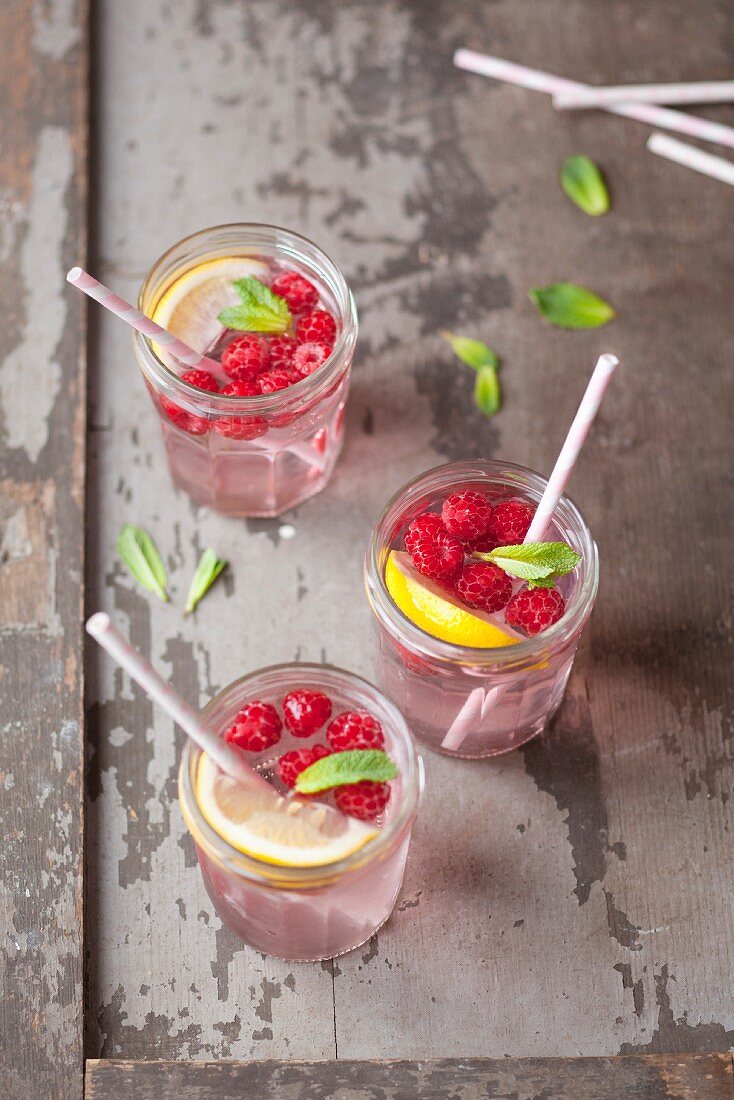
418 720 546 759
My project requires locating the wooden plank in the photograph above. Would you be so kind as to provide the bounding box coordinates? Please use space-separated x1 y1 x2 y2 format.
0 1 88 1098
85 1054 734 1099
87 0 734 1063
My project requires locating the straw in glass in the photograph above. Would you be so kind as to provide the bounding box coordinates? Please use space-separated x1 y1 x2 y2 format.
554 81 734 110
86 612 266 787
453 50 734 151
67 267 220 371
647 133 734 187
440 353 618 751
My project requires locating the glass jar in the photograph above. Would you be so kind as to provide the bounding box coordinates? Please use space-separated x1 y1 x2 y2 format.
178 663 423 961
134 224 358 517
364 460 599 758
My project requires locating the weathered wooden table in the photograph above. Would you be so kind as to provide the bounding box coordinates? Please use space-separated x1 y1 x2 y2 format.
2 1 733 1097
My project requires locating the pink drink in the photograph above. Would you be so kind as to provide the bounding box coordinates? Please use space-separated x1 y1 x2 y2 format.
134 225 358 517
178 664 423 961
364 461 599 758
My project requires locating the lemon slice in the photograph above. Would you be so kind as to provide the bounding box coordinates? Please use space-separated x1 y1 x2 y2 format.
195 754 377 868
151 256 270 365
385 551 519 649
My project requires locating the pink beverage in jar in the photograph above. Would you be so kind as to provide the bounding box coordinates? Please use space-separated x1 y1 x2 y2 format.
364 461 599 759
133 225 358 517
178 664 423 961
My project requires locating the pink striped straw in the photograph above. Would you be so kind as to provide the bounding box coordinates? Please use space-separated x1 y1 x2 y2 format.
454 50 734 151
86 612 266 788
524 353 618 543
554 81 734 111
66 266 220 371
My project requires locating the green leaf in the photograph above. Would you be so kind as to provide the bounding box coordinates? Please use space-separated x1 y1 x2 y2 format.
295 749 398 795
185 548 227 615
475 541 581 585
218 276 292 334
442 332 499 371
529 283 615 329
117 524 168 601
561 155 610 216
474 365 501 417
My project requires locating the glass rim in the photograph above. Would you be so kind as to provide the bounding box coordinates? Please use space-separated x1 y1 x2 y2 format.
178 661 424 889
364 459 599 669
134 222 359 415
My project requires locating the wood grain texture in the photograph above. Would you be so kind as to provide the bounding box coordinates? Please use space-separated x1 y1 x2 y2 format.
0 1 88 1097
87 0 734 1063
86 1055 734 1099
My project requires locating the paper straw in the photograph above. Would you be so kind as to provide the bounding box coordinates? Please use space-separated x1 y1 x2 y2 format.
441 686 502 751
524 354 618 544
454 50 734 150
86 612 263 786
67 267 220 371
554 81 734 110
647 132 734 187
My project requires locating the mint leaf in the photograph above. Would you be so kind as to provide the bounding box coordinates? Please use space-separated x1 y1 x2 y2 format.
475 541 581 585
561 155 610 216
442 332 499 371
117 524 168 601
185 548 227 615
529 284 615 329
474 365 501 417
295 749 398 795
218 276 292 334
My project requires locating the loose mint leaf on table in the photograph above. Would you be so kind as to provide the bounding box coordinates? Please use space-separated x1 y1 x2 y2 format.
185 548 227 615
218 276 292 334
561 155 610 216
117 524 168 601
442 331 502 418
474 541 581 587
529 283 615 329
295 749 398 795
474 365 501 416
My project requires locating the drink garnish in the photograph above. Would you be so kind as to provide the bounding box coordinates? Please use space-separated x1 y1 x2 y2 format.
529 283 615 329
295 749 398 795
218 276 292 334
473 540 580 588
442 331 501 417
117 523 169 602
184 548 227 615
561 155 610 216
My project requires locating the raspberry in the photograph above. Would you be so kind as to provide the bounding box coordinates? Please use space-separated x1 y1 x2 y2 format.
404 512 445 554
410 528 464 582
282 689 333 737
465 530 499 554
296 309 336 347
505 586 566 636
277 744 331 789
181 369 220 392
326 711 385 752
456 562 512 612
271 270 319 313
268 335 297 370
214 380 267 440
441 491 492 540
160 397 209 435
222 334 270 381
488 500 536 545
334 781 390 821
293 342 331 378
258 368 297 394
224 701 282 752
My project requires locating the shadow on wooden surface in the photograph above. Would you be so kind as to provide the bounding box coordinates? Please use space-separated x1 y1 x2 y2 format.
86 1054 734 1099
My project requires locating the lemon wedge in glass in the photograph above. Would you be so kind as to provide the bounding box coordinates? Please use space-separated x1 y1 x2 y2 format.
195 753 377 868
385 550 519 649
150 256 270 365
